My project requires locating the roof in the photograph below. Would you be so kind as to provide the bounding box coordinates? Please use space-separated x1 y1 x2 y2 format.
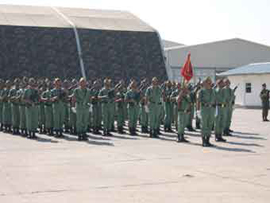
162 40 185 49
219 62 270 76
0 4 154 32
165 38 270 69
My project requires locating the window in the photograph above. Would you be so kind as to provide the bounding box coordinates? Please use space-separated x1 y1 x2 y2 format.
245 83 252 93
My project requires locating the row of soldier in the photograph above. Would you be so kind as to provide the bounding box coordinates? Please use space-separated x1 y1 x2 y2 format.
0 76 235 147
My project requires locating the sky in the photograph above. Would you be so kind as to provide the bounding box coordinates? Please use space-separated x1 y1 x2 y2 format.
2 0 270 46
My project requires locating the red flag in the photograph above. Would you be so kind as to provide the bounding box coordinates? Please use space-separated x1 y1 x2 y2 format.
181 53 193 82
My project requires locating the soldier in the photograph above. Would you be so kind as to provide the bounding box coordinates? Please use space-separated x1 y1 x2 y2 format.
41 80 54 136
90 80 101 134
23 78 39 139
260 83 269 121
2 80 12 133
145 77 162 138
38 81 47 134
63 79 71 133
186 84 196 131
98 78 115 136
51 78 66 137
223 79 234 136
0 79 4 131
72 78 91 141
69 79 78 135
19 79 28 136
125 80 140 135
9 78 21 135
197 77 216 147
163 81 174 132
176 84 191 142
138 79 149 133
170 82 181 131
115 80 126 134
214 79 227 142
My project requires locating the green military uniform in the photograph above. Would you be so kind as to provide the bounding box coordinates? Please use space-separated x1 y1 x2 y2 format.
146 85 162 137
90 88 100 134
214 87 227 141
42 89 54 135
18 88 27 136
170 88 179 130
9 87 21 134
99 87 115 136
125 89 140 135
198 87 216 146
23 87 39 138
163 86 174 132
2 88 12 132
115 90 126 133
177 92 191 142
51 88 66 136
73 87 91 140
186 90 195 131
68 88 77 134
223 86 234 135
38 90 46 133
260 88 269 121
139 88 148 133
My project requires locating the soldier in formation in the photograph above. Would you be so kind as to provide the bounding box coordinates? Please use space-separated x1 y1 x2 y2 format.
0 76 236 147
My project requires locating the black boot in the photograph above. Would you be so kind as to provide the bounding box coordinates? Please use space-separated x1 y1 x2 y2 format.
177 134 189 143
78 133 82 141
187 126 195 132
149 130 154 138
153 130 160 138
202 137 206 147
205 137 214 147
215 134 226 142
223 129 232 136
157 128 162 135
167 127 174 133
32 132 37 139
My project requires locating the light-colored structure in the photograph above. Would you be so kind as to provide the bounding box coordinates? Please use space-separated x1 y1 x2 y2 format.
164 38 270 82
219 62 270 107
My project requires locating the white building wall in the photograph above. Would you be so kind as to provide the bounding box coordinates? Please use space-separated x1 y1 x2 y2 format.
228 74 270 107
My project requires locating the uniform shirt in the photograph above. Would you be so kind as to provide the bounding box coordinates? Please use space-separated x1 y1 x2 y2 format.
260 89 270 105
163 87 173 102
89 88 100 104
145 85 162 103
9 88 20 105
125 89 140 105
215 87 226 104
23 88 39 103
98 87 115 103
42 89 53 106
198 88 216 106
73 87 91 105
115 90 125 108
177 94 191 112
223 87 234 105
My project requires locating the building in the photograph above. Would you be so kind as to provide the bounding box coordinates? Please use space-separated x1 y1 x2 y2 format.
164 38 270 82
219 62 270 107
0 4 166 81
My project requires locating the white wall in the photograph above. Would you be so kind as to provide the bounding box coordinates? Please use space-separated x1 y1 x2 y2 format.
228 74 270 107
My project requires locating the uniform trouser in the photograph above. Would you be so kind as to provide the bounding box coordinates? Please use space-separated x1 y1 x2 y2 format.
19 105 27 129
76 105 89 134
215 106 227 135
3 103 12 125
117 105 125 128
53 102 65 131
92 104 99 128
124 103 128 120
102 103 113 131
149 103 160 131
11 104 20 128
128 104 139 129
164 102 173 128
64 103 70 128
44 105 53 129
38 104 45 127
225 105 233 130
140 104 148 127
173 104 178 128
0 103 3 124
201 107 215 138
26 105 38 132
109 103 115 130
97 103 102 128
158 103 164 127
262 103 269 119
187 105 194 127
178 111 190 134
69 107 76 129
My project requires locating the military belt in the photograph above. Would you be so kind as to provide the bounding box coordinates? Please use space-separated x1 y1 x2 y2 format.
178 110 190 113
150 102 162 105
202 103 215 108
216 103 226 107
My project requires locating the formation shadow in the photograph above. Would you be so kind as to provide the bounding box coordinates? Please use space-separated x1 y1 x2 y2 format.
213 145 256 153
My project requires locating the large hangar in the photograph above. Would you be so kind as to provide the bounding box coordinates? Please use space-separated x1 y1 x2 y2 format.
0 4 167 81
